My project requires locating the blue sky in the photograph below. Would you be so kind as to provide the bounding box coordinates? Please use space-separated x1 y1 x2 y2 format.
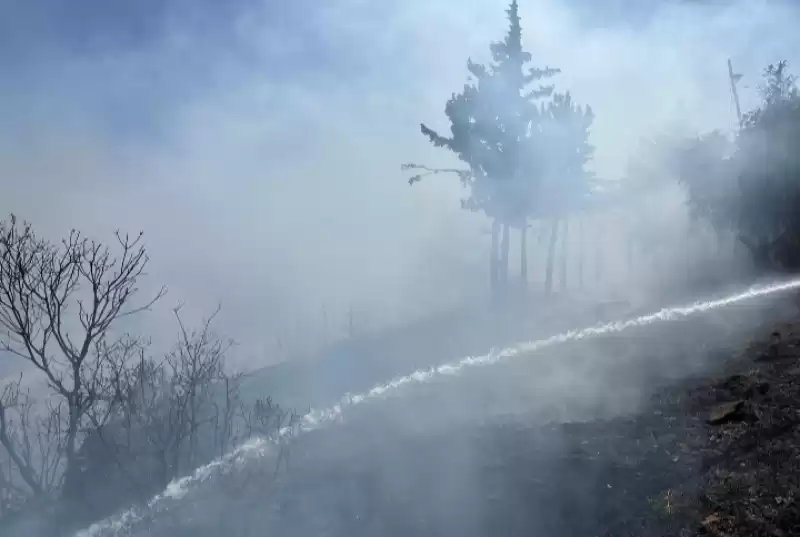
3 0 792 145
1 0 333 141
0 0 703 143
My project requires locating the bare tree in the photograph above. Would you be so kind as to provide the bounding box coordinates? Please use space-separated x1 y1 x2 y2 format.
0 376 66 516
164 304 232 472
61 306 298 525
160 305 298 475
0 217 294 531
0 215 164 499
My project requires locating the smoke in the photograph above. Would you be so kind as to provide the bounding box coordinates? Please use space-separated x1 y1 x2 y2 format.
1 0 798 372
73 276 800 536
2 3 800 532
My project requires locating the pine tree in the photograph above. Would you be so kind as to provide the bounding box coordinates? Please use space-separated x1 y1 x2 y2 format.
419 0 559 300
539 92 595 294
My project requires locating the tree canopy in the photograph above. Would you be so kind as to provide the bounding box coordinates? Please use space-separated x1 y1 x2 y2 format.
678 61 800 272
419 0 560 226
413 0 596 299
536 91 595 218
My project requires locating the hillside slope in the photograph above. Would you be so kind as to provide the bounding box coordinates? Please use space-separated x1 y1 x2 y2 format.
129 292 800 537
238 283 714 411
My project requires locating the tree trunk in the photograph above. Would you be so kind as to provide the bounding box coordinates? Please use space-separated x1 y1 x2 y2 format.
188 385 198 469
65 389 81 477
0 406 45 497
545 218 559 295
500 221 511 299
594 228 603 283
490 220 500 300
559 219 569 292
578 219 584 291
627 235 634 275
520 224 528 289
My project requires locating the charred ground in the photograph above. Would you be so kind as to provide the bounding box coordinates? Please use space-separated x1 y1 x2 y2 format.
138 294 800 537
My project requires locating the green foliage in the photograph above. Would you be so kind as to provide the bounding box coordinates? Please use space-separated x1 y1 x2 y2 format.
678 61 800 272
418 0 561 223
537 92 595 217
735 62 800 269
676 130 734 232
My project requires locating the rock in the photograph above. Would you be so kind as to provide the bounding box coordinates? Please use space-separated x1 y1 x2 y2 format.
708 401 745 425
701 513 722 529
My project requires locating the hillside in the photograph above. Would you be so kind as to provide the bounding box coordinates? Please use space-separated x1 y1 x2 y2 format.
126 290 800 537
237 293 596 409
238 283 703 411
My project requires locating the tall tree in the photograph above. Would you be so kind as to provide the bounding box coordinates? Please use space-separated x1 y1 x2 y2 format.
538 92 595 294
559 219 569 292
520 223 528 288
577 219 584 290
679 62 800 273
730 61 800 271
418 0 559 300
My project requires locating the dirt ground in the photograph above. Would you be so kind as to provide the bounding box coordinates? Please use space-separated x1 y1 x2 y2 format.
670 321 800 537
467 316 800 537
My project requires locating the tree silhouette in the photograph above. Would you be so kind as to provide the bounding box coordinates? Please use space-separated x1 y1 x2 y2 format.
734 61 800 270
678 61 800 273
538 92 595 294
417 0 559 300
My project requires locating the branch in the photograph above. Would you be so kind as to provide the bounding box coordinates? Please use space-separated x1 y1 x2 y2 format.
420 123 455 151
401 163 472 186
0 378 45 497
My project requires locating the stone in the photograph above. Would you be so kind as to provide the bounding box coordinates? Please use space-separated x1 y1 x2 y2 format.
708 400 745 425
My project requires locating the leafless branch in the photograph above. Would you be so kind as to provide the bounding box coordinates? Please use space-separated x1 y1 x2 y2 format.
0 215 164 509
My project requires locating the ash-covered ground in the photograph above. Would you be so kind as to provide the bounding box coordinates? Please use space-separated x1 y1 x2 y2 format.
101 292 800 537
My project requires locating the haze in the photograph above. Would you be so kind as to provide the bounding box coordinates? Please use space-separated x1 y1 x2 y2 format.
1 0 797 371
4 1 800 536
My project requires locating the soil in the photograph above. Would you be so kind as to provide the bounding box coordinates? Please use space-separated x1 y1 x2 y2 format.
470 319 800 537
265 310 800 537
489 319 800 537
